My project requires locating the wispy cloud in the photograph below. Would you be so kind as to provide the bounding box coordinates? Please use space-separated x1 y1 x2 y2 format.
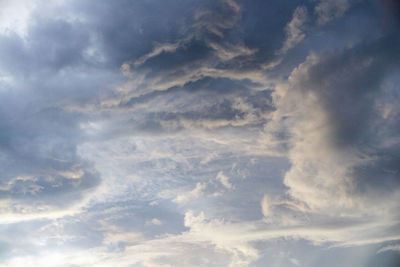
0 0 399 266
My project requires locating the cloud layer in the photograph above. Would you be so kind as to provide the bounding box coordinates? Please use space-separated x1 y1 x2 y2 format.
0 0 399 266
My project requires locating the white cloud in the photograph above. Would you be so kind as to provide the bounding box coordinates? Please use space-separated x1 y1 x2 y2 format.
260 195 272 217
133 41 187 67
279 6 308 54
147 218 163 226
264 51 400 216
377 244 400 254
173 182 207 204
104 231 144 245
216 171 234 190
0 0 36 37
290 257 301 266
208 41 257 61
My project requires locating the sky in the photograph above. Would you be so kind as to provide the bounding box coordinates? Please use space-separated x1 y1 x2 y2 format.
0 0 399 266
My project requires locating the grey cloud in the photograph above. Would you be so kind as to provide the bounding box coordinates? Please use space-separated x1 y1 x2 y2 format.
269 27 400 212
314 0 355 25
0 19 91 78
279 6 308 54
71 0 204 68
192 0 241 39
85 76 275 139
120 77 268 107
0 101 100 215
293 34 400 147
115 0 302 93
0 0 399 266
0 5 108 216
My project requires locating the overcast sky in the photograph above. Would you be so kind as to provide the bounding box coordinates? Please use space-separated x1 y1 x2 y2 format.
0 0 399 266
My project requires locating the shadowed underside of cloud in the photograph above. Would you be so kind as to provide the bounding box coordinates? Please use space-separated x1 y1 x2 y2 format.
0 90 101 221
266 32 400 214
0 0 399 266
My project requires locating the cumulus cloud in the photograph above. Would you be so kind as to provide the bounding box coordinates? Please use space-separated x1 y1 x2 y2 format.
273 34 400 214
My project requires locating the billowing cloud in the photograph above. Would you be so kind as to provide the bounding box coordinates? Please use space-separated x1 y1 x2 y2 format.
269 32 400 214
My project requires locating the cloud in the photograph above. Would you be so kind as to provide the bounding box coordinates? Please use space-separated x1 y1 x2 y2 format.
173 183 207 204
193 0 241 38
0 100 101 220
289 257 301 266
314 0 354 25
265 29 400 214
134 41 187 67
377 244 400 254
260 195 271 217
0 0 399 266
147 218 163 226
216 171 234 189
279 6 308 54
113 209 399 266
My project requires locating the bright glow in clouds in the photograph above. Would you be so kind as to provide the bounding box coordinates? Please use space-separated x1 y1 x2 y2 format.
0 0 400 266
